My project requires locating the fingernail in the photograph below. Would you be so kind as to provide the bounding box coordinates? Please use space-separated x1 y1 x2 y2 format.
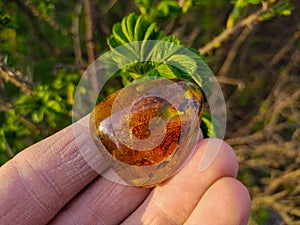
198 138 223 172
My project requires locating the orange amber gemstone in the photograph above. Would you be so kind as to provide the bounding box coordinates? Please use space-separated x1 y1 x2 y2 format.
89 78 202 187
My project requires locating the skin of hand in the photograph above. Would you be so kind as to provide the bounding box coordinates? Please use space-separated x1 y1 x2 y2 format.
0 117 251 225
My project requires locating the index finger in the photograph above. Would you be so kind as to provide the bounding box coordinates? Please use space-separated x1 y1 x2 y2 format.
0 116 105 225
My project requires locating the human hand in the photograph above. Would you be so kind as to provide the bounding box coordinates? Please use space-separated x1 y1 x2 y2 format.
0 120 250 225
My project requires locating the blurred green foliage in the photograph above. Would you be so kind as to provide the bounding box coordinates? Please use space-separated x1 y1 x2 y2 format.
0 0 297 224
0 68 80 165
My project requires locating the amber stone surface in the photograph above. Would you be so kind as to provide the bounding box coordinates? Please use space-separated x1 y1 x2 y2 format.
89 78 202 187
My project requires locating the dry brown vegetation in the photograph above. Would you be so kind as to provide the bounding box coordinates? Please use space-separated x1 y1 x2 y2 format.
214 4 300 225
0 0 299 224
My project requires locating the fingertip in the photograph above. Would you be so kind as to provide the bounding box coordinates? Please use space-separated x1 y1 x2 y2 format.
217 178 251 225
197 138 239 178
185 177 251 225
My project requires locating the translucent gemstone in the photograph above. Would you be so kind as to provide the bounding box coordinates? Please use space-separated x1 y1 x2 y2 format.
89 78 202 187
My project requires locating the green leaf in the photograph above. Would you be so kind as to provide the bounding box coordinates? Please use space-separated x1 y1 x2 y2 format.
106 13 212 95
200 113 221 138
121 72 134 86
142 22 158 41
146 37 180 62
227 0 247 28
227 0 262 28
135 0 153 15
32 108 45 123
109 13 160 45
0 129 6 152
107 13 162 64
107 35 123 49
0 15 11 27
46 100 62 112
140 22 160 58
112 23 128 45
134 15 149 41
259 1 294 21
122 13 138 43
248 0 261 5
156 63 177 78
166 54 197 76
31 0 54 18
162 35 181 45
135 0 182 21
155 1 181 19
180 0 193 13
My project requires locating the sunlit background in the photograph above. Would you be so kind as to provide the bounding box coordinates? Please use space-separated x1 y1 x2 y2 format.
0 0 299 224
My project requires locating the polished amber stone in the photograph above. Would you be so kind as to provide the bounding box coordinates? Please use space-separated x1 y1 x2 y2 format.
89 78 202 187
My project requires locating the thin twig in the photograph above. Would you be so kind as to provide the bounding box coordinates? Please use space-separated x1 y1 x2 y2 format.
15 0 53 54
239 48 300 134
265 169 300 195
218 25 253 77
199 1 281 54
227 122 299 146
214 76 245 90
72 0 84 66
0 63 32 94
5 141 15 159
268 28 300 68
0 76 11 101
24 0 69 35
101 0 118 16
184 26 201 47
54 64 87 71
83 0 99 100
83 0 96 64
0 102 13 112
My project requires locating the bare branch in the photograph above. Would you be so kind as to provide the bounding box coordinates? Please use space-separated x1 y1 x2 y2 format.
214 76 245 90
199 1 282 54
72 0 84 66
101 0 118 16
5 141 15 159
83 0 96 64
83 0 99 99
183 26 201 47
265 169 300 195
15 0 53 54
218 25 253 77
0 102 13 112
24 0 69 35
0 63 32 94
268 28 300 68
227 122 299 146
